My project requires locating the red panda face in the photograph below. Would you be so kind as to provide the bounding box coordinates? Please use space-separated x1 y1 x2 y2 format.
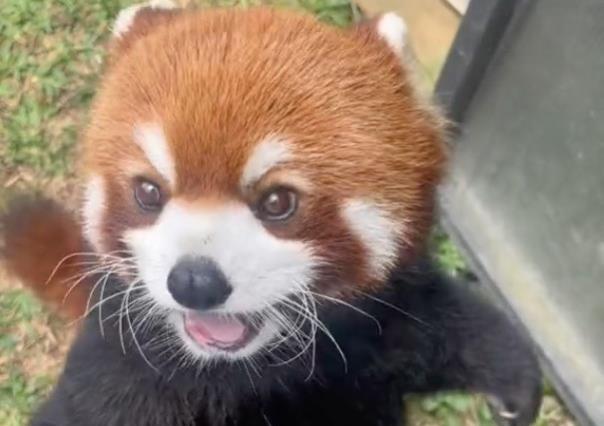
80 3 445 361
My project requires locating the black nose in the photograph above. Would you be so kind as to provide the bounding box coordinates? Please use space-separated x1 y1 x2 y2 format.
167 256 232 310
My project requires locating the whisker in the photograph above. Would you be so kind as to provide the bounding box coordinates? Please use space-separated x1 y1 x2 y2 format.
44 250 133 286
355 290 429 328
67 288 129 327
264 292 318 377
61 261 134 304
118 281 129 355
309 291 382 335
125 283 159 373
242 361 258 396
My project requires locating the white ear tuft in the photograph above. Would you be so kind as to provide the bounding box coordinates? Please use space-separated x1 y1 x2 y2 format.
112 4 145 38
149 0 177 7
112 0 177 38
377 12 409 57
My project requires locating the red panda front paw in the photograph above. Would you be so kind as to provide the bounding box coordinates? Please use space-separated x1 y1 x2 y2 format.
487 379 543 426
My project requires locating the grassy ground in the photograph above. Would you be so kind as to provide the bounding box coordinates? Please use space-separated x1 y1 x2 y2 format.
0 0 574 425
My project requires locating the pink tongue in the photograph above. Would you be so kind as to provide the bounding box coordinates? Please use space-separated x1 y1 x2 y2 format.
184 312 247 346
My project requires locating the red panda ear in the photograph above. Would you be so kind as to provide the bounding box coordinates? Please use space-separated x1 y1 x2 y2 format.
354 12 413 62
109 0 182 57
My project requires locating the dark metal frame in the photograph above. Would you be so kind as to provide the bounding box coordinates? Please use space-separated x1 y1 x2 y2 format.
434 1 592 424
436 0 518 125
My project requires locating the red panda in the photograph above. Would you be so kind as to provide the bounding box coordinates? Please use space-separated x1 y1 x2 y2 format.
1 3 541 426
4 2 443 321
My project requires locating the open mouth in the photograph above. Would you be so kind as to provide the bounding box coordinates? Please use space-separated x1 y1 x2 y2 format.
183 311 261 352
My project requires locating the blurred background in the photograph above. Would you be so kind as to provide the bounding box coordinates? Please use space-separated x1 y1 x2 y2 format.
0 1 577 425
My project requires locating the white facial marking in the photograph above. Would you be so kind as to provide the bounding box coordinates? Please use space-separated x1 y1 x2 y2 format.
112 0 176 38
124 202 317 312
133 123 176 186
82 175 106 251
377 12 409 58
124 201 318 360
343 199 400 278
241 136 292 188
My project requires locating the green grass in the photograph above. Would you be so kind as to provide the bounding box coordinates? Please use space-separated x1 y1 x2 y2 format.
0 0 359 183
408 393 495 426
0 0 116 178
0 290 63 426
0 1 571 425
432 229 469 278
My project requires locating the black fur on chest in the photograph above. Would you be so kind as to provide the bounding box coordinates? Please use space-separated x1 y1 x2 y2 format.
32 260 542 426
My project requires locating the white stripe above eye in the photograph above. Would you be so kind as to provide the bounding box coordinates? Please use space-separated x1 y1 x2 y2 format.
240 135 292 188
133 123 176 186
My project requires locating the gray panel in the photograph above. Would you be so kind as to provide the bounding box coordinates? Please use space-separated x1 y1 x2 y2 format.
440 0 604 424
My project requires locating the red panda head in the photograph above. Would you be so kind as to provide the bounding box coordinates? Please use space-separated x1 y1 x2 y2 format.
80 2 446 360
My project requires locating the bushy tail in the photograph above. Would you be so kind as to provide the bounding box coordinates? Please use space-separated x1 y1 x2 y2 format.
1 196 90 319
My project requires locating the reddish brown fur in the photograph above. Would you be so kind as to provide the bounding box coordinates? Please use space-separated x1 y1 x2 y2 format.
4 6 446 318
85 7 445 291
1 197 89 319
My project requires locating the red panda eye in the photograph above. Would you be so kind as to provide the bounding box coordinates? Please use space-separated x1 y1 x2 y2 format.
257 188 297 221
134 179 163 211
